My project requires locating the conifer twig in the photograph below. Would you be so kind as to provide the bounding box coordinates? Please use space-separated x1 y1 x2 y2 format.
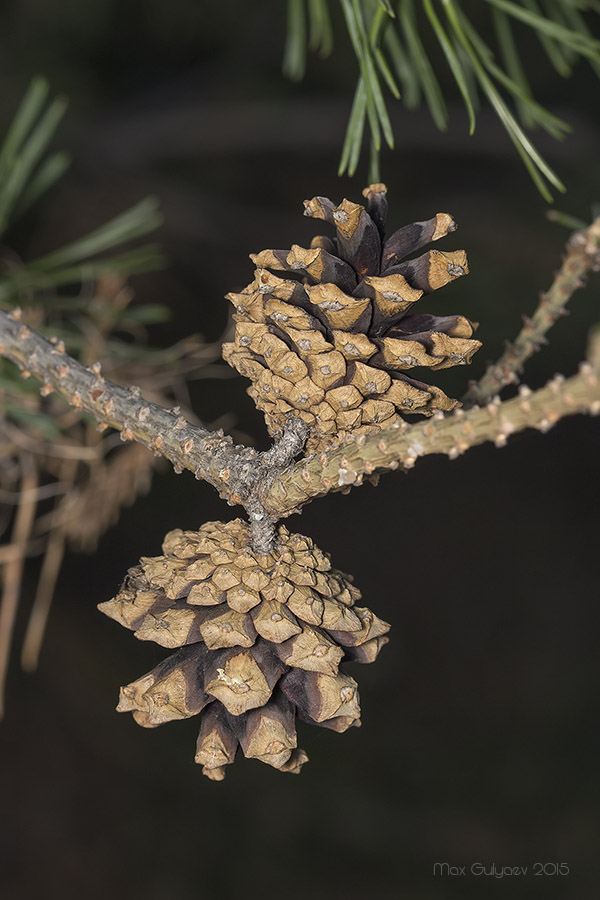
261 337 600 517
0 309 308 553
465 216 600 406
1 288 599 533
0 308 253 503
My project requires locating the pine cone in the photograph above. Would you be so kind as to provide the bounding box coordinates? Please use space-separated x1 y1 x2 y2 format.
223 183 481 452
99 519 389 779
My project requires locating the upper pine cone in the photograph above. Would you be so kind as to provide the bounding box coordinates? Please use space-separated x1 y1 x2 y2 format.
223 184 481 452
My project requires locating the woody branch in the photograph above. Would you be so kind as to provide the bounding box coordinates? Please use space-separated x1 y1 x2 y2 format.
0 309 251 492
2 303 599 522
0 307 311 552
1 229 600 539
261 335 600 517
465 216 600 406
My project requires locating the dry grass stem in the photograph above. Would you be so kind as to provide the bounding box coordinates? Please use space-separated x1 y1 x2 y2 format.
0 459 38 716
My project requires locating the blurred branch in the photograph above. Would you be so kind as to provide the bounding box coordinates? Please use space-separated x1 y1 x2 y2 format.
19 458 73 673
465 215 600 405
0 456 38 717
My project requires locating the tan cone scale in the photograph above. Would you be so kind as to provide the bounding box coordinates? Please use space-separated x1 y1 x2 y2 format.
223 184 481 452
99 519 389 779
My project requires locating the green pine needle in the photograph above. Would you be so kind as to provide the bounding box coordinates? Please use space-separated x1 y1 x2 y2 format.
28 197 163 272
308 0 334 55
339 76 368 175
283 0 307 81
0 90 67 235
283 0 600 195
423 0 476 134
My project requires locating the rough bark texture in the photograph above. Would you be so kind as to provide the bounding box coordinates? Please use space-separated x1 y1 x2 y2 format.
465 217 600 405
0 307 308 551
1 219 599 539
260 353 600 517
2 207 600 777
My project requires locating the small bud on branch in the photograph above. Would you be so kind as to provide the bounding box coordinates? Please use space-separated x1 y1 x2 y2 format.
1 218 600 547
465 217 600 406
260 338 600 518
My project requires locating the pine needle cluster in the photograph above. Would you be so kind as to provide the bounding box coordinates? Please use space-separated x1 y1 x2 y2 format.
284 0 600 197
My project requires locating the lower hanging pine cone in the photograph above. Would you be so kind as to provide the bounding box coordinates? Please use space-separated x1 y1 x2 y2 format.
99 519 390 779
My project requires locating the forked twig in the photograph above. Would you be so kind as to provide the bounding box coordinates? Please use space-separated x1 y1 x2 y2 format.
261 342 600 517
0 220 600 544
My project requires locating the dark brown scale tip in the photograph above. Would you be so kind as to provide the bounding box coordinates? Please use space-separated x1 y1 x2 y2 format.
332 199 382 279
382 213 458 273
361 183 388 239
386 249 468 294
303 196 335 223
195 702 238 774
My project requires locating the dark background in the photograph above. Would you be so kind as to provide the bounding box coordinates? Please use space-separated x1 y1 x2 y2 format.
1 2 600 898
